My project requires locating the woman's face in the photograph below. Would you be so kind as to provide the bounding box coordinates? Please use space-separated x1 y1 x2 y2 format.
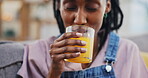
59 0 111 33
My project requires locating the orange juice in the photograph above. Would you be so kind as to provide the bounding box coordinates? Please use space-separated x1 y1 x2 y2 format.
65 37 94 63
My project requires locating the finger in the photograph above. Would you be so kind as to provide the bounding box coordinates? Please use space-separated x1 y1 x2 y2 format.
55 32 82 42
51 52 80 62
50 47 86 55
51 39 86 48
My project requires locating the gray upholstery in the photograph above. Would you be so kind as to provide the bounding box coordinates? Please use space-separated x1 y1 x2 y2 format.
0 42 24 78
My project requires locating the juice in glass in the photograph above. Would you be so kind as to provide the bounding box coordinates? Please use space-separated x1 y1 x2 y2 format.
65 36 94 63
65 25 95 63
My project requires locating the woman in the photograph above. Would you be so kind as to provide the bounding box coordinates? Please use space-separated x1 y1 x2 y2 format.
17 0 148 78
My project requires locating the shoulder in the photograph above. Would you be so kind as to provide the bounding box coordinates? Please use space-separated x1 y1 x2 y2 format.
24 36 57 62
18 37 57 77
115 38 148 78
26 36 56 50
117 37 140 62
118 38 139 53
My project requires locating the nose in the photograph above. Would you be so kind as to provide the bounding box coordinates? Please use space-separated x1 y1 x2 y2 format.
74 9 87 25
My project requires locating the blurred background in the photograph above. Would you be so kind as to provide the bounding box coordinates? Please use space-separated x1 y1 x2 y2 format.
0 0 148 52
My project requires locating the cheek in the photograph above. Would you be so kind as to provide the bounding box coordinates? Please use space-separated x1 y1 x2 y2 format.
60 10 74 27
88 12 104 33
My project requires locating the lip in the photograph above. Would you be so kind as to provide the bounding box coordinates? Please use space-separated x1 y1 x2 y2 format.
67 25 95 30
66 25 95 33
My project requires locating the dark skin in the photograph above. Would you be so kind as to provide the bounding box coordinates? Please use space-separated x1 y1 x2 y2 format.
48 0 111 78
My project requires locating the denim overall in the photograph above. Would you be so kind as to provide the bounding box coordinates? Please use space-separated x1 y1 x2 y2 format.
61 32 119 78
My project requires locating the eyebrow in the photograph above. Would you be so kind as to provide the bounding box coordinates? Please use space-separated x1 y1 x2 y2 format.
86 0 101 2
63 0 100 2
63 0 75 2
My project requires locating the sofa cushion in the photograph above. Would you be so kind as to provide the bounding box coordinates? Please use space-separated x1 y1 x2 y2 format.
0 42 24 78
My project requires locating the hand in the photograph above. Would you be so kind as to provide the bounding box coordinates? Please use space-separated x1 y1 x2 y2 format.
48 32 86 78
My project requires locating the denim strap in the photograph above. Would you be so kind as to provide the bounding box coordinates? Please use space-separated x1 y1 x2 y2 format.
104 32 119 63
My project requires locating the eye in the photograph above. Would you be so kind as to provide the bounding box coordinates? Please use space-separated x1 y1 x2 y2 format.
86 7 98 12
65 7 77 11
85 3 100 12
64 3 77 11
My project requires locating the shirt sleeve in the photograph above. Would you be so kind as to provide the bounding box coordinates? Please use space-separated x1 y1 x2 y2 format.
130 44 148 78
114 39 148 78
17 39 52 78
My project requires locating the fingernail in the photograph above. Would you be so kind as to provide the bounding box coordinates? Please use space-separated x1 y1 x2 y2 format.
81 48 87 52
76 33 82 37
81 41 86 45
75 52 80 56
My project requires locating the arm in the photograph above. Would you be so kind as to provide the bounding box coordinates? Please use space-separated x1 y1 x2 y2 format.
47 64 62 78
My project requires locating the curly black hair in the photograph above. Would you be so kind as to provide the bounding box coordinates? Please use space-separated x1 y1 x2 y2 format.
53 0 123 51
